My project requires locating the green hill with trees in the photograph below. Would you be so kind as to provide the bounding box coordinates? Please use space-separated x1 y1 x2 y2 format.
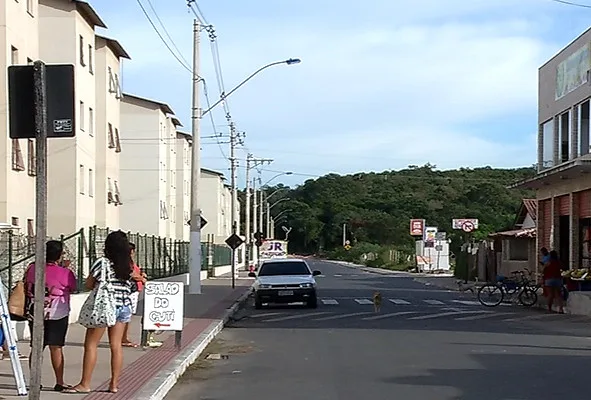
246 164 536 266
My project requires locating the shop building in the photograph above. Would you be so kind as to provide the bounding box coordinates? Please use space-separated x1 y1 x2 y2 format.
514 27 591 271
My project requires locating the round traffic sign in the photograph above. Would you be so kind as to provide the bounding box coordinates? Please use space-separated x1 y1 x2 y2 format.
345 240 351 245
462 221 475 233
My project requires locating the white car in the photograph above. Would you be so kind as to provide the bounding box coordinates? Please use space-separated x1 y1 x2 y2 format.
248 258 322 309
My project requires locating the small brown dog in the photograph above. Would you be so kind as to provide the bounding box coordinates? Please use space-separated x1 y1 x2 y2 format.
373 291 382 313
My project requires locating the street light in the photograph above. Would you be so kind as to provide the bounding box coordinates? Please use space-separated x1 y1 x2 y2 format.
189 53 301 295
260 171 293 188
202 59 301 117
255 171 292 240
266 198 290 237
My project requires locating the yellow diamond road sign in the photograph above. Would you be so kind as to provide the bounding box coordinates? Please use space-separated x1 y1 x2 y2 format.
344 244 351 251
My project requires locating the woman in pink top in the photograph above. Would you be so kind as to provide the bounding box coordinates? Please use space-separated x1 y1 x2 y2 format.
25 240 77 392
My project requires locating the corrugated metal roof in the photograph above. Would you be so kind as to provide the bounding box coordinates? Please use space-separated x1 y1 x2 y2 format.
522 198 537 221
489 228 536 238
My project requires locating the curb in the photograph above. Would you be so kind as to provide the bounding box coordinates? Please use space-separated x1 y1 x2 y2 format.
133 286 253 400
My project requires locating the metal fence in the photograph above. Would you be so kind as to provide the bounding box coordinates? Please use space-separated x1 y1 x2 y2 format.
0 226 237 291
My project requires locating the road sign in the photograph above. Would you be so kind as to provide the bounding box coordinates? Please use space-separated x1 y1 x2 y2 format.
344 244 351 251
225 233 244 250
345 240 350 245
187 214 208 228
452 219 478 230
462 221 475 233
435 232 447 240
410 219 425 236
8 64 75 139
143 281 184 331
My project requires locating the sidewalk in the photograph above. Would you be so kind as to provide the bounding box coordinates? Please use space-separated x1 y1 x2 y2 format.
0 273 253 399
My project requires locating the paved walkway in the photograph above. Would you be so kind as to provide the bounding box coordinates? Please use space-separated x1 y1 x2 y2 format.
0 274 253 399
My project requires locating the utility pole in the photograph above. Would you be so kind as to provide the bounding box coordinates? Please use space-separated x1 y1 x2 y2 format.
244 155 272 263
252 177 258 264
259 189 264 239
229 122 238 288
342 223 347 247
188 19 202 294
266 202 271 239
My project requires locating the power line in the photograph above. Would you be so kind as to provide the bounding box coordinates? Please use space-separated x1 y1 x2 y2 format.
136 0 193 73
548 0 591 8
145 0 192 66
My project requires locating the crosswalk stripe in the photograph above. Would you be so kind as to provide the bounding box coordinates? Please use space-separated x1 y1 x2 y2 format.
313 312 373 321
389 299 411 305
409 310 490 320
321 299 339 305
454 312 515 321
248 312 284 318
263 312 330 322
362 311 419 321
502 313 566 322
333 274 343 277
354 299 374 305
423 300 445 305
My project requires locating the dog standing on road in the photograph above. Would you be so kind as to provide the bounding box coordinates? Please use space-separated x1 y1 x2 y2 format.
373 291 382 313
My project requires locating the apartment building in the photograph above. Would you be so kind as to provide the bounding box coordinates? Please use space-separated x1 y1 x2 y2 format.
515 27 591 270
92 35 129 230
200 168 241 244
175 131 191 241
38 0 106 236
119 93 182 238
0 0 39 236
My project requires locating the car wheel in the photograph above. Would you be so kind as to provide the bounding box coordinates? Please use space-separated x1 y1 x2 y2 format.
254 295 263 309
307 293 318 309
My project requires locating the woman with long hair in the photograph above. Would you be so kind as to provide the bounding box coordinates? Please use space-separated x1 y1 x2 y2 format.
65 231 146 394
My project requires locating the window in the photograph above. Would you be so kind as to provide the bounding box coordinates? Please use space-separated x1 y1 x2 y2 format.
11 217 19 228
258 261 311 276
88 44 93 74
107 178 114 203
79 101 85 131
27 219 34 237
114 181 121 205
79 165 85 194
114 73 121 98
159 200 169 219
108 123 115 148
88 108 94 136
27 139 36 176
578 100 590 157
11 46 18 65
559 110 570 163
11 140 25 171
114 128 121 152
79 35 85 66
541 119 554 169
88 169 94 197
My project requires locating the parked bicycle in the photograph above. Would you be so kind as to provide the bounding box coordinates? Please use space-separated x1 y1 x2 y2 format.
477 270 538 307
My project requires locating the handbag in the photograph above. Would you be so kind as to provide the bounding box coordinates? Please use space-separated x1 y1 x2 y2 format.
78 258 117 328
8 281 27 321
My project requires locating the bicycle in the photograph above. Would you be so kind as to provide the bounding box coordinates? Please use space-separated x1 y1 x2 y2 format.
477 270 538 307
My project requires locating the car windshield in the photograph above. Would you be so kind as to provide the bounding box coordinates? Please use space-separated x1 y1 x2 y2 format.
258 261 311 276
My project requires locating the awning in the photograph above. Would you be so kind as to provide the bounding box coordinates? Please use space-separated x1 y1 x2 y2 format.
510 158 591 190
489 227 536 238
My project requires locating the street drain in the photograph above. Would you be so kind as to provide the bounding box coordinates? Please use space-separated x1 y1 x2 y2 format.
205 353 229 360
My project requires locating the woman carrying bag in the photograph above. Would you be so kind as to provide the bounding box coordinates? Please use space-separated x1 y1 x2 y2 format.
65 231 146 394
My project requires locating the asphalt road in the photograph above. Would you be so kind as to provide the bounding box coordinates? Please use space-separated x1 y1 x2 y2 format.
166 260 591 400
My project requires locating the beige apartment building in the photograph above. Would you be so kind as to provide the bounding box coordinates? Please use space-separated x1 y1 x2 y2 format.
515 26 591 270
0 0 39 235
38 0 105 236
200 168 241 245
93 35 130 230
119 93 183 238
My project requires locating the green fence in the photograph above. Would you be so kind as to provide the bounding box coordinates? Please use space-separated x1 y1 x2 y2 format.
0 226 238 291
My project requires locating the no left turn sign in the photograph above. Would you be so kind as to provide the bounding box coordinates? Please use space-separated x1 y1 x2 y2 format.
462 221 475 232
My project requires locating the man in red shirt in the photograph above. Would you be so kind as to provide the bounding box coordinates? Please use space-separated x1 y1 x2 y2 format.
543 250 564 313
122 243 145 347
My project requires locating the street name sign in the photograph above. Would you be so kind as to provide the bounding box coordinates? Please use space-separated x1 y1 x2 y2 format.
143 281 184 331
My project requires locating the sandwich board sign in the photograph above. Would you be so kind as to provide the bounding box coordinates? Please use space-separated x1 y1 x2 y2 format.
143 281 184 331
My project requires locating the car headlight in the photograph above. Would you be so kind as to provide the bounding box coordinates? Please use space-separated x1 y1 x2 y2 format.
300 283 314 288
259 284 272 289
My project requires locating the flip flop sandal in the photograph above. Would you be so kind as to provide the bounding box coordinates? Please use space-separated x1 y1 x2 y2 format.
54 384 73 392
122 342 139 348
63 387 91 394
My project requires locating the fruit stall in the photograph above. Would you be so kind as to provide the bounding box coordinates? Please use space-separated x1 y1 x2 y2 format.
561 269 591 291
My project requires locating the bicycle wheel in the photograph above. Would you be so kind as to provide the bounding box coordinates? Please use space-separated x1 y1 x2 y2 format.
478 284 504 307
518 287 538 307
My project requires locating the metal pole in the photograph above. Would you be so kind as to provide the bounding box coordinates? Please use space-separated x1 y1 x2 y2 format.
252 178 258 265
259 190 264 239
188 19 202 294
245 154 251 264
342 223 346 246
270 217 275 239
30 60 48 400
229 123 238 289
266 202 271 239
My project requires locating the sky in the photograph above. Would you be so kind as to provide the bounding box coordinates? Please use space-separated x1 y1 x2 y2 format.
90 0 591 187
